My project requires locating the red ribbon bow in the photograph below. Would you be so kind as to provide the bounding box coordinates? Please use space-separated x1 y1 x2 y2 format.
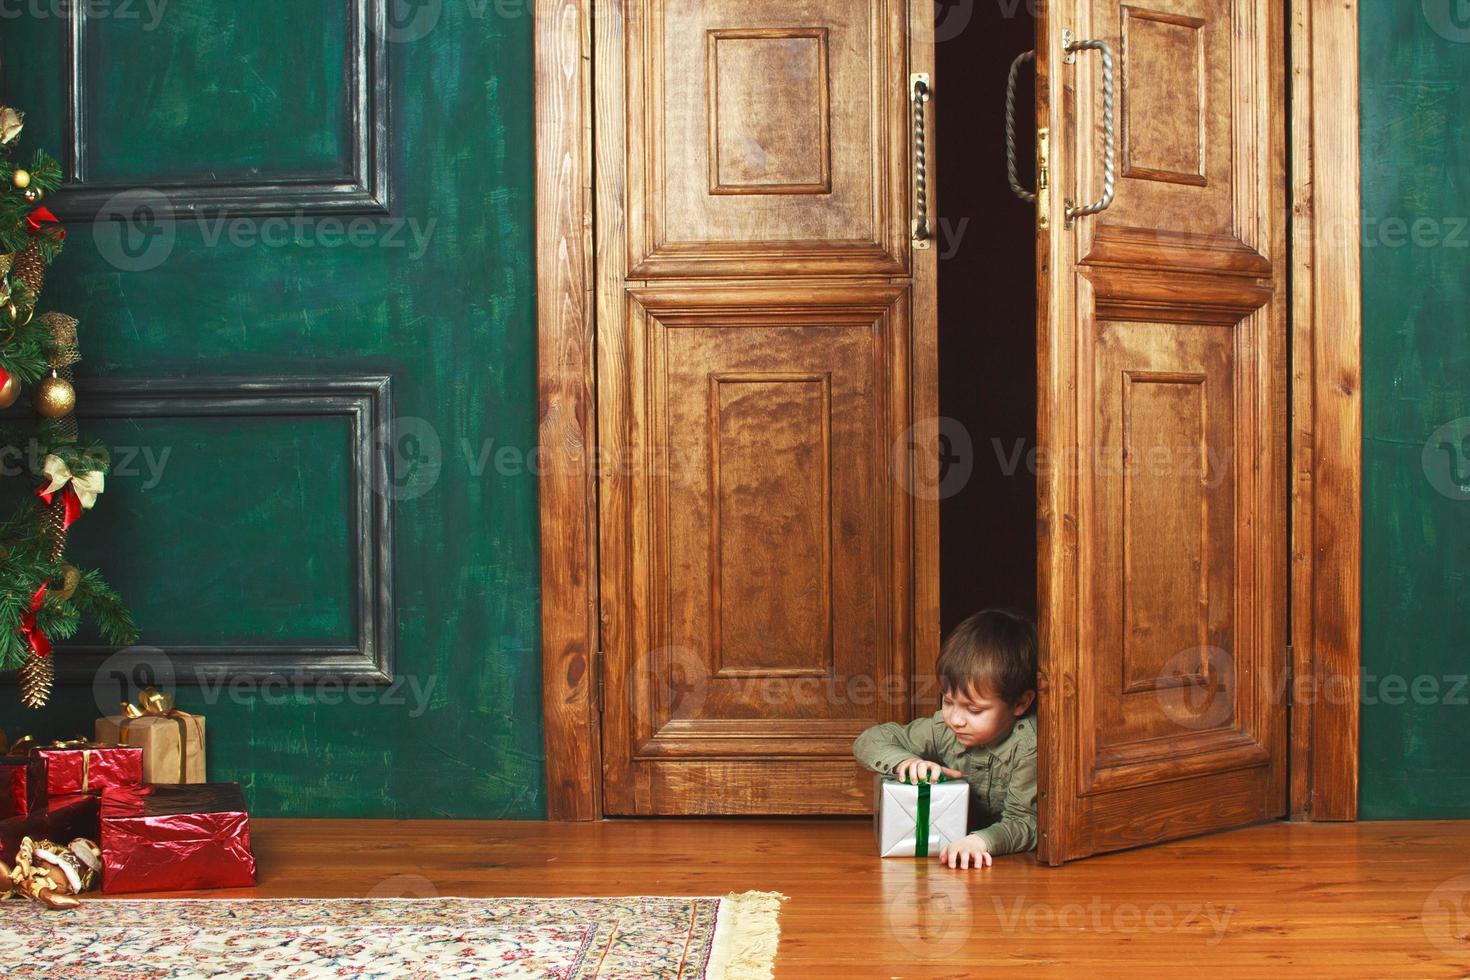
24 206 64 241
36 482 83 530
18 582 50 659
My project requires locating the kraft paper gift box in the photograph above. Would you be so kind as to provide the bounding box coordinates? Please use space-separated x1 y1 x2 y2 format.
874 773 969 858
0 793 100 865
34 743 143 797
95 707 206 785
101 782 256 894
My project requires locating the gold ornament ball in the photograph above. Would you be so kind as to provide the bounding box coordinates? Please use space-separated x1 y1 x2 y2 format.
12 168 30 189
33 375 75 418
0 372 20 410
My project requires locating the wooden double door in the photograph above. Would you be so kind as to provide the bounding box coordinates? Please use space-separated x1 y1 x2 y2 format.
593 0 1288 865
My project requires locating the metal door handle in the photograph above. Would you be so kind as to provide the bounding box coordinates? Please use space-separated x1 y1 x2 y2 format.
1062 30 1116 225
1005 50 1037 203
911 73 931 247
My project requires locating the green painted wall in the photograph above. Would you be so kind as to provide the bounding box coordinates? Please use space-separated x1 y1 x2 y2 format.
1360 0 1470 818
5 0 1458 824
0 3 545 818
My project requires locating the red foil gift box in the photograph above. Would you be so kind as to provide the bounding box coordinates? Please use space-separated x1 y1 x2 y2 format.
0 755 47 819
101 782 256 894
35 743 143 796
0 793 100 864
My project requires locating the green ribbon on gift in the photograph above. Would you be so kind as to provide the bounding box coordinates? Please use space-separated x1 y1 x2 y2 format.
908 773 950 858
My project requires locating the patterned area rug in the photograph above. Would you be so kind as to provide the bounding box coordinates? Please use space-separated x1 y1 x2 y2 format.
0 891 786 979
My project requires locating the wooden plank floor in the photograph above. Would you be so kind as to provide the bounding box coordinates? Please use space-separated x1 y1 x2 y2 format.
118 817 1470 977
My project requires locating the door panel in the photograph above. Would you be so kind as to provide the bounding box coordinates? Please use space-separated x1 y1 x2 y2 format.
598 1 936 815
1037 0 1287 862
626 0 909 278
608 286 912 813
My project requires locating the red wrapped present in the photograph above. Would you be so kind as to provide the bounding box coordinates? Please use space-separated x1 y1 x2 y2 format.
0 793 100 865
101 783 256 894
35 741 143 796
0 755 46 819
0 733 46 818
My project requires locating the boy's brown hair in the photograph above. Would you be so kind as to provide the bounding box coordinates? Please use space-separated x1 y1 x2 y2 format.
937 609 1038 708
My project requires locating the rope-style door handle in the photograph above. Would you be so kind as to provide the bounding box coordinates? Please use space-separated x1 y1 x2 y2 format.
911 73 931 248
1004 50 1037 203
1062 30 1117 225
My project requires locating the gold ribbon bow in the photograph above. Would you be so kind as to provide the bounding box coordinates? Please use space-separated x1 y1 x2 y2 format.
40 454 104 510
120 688 195 783
1 732 37 757
2 734 122 791
45 739 90 750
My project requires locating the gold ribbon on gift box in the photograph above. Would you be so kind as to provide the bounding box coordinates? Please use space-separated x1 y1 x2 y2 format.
46 738 103 791
11 737 111 791
1 732 38 756
1 732 127 790
119 688 198 783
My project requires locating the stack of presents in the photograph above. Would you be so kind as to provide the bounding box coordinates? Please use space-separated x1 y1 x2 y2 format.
0 689 254 907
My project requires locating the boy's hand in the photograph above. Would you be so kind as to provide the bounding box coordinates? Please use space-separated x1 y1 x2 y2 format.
893 757 962 785
939 835 992 870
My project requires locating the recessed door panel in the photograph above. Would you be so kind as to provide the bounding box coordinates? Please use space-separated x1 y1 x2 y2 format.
627 0 910 278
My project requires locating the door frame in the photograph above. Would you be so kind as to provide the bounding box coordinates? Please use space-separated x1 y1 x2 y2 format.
533 0 1362 822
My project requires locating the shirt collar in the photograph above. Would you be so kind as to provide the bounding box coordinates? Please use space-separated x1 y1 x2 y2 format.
971 713 1035 758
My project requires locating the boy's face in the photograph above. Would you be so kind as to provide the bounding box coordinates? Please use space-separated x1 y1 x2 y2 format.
941 683 1035 748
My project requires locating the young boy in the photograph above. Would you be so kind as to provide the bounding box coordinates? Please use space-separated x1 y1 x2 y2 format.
853 609 1038 869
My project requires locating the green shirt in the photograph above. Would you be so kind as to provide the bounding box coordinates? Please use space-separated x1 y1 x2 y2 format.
853 711 1038 856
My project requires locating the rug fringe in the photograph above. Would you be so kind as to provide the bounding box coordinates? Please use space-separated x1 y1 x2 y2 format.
705 890 787 980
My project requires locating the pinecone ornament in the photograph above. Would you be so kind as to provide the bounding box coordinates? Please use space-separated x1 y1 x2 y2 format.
18 651 53 709
11 240 45 299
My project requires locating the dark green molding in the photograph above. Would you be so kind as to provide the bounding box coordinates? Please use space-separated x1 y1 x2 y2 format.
0 1 545 818
1359 0 1470 817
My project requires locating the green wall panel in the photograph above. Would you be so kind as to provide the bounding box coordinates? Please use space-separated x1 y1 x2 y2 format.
0 2 544 818
1359 0 1470 818
87 0 350 179
67 414 357 646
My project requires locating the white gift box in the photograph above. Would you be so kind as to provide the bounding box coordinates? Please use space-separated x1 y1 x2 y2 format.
874 773 970 858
